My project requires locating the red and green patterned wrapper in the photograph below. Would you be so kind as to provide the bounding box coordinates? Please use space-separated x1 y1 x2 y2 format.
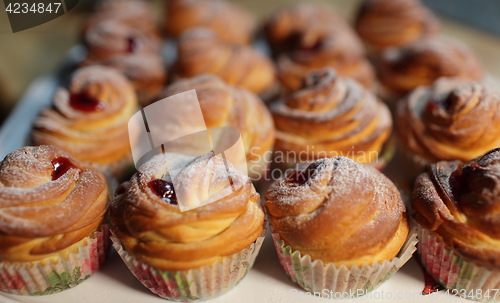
271 230 417 298
418 226 500 302
0 226 110 295
111 231 265 302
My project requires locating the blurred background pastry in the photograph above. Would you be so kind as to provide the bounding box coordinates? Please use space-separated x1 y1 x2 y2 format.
164 0 255 45
355 0 440 53
174 28 275 96
161 74 275 181
32 66 138 180
81 0 166 106
271 68 393 169
264 2 375 91
376 36 483 100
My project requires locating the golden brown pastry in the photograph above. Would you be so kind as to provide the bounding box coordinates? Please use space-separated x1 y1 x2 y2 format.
264 2 352 56
109 152 265 270
83 0 158 35
412 148 500 267
33 66 138 178
161 74 275 180
82 50 167 106
265 156 409 266
354 0 439 52
174 28 275 95
82 18 161 63
271 68 392 166
263 2 375 90
81 17 166 106
0 145 108 262
164 0 255 45
396 78 500 165
377 36 483 96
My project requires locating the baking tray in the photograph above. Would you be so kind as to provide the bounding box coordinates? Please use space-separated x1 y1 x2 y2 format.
0 47 473 303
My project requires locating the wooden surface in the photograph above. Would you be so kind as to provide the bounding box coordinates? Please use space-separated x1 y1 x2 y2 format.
1 0 500 123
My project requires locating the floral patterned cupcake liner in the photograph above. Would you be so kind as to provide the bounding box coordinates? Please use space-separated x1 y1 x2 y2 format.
0 226 110 295
417 226 500 302
111 230 266 302
271 229 417 298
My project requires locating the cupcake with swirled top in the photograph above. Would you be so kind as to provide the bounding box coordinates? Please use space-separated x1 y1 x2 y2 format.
109 152 265 301
263 2 375 90
83 0 159 36
412 148 500 301
174 28 276 97
33 66 138 180
271 68 393 170
160 74 275 181
0 145 109 295
354 0 439 53
396 78 500 174
81 0 166 106
164 0 255 45
265 156 415 296
376 36 483 100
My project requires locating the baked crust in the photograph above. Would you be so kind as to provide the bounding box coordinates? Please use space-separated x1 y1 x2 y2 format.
412 148 500 267
396 78 500 163
160 74 275 180
271 68 392 165
0 146 108 262
265 157 408 266
33 66 138 172
377 36 483 96
264 2 375 90
165 0 255 45
110 153 265 270
354 0 439 52
174 28 275 95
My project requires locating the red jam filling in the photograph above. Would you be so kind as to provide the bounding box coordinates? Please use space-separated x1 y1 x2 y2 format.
148 179 178 205
69 92 104 112
51 157 77 181
126 37 138 53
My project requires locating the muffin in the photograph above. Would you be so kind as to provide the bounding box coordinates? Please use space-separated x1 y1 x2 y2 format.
264 2 352 56
265 157 415 296
264 2 375 90
270 68 393 170
376 36 483 100
83 0 159 36
160 74 275 181
412 148 500 302
33 66 138 180
0 146 109 295
109 152 266 301
174 28 276 96
82 0 166 106
396 78 500 174
165 0 255 45
354 0 439 53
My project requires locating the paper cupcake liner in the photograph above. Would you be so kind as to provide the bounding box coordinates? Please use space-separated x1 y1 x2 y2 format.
111 231 266 302
0 226 110 295
271 229 418 298
417 226 500 302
